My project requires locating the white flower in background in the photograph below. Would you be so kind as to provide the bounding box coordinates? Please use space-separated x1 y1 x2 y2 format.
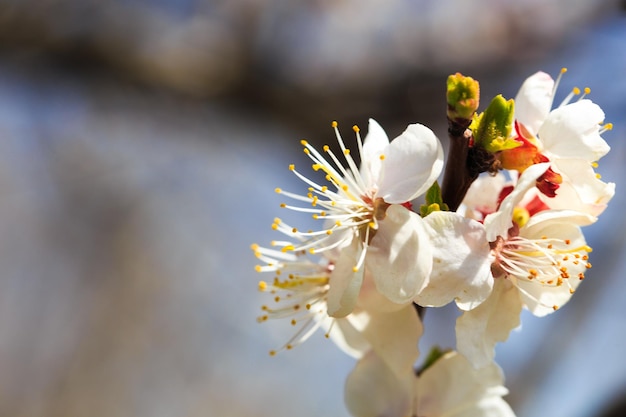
252 239 422 377
460 172 507 221
501 68 615 216
273 119 443 316
345 350 515 417
457 163 596 368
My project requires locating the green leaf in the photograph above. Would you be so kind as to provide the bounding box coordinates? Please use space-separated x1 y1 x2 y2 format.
472 94 515 153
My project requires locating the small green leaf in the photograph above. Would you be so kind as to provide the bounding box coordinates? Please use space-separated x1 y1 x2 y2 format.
416 346 451 376
419 181 449 216
472 94 515 153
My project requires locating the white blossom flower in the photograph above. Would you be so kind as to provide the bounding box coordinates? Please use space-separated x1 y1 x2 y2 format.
252 238 422 376
457 163 596 368
502 69 615 216
344 350 515 417
273 119 443 316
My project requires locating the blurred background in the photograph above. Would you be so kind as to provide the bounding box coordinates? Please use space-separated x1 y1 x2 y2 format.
0 0 625 416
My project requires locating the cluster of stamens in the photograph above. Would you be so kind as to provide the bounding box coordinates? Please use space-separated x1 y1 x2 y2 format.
252 243 337 355
494 233 592 310
273 121 384 273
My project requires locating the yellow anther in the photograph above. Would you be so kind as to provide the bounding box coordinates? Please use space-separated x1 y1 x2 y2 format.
596 173 602 179
289 164 295 171
303 148 310 155
309 248 316 254
326 230 333 235
275 187 282 193
368 221 376 228
379 154 386 160
561 67 568 74
323 145 330 152
604 123 614 131
255 265 263 272
280 203 286 208
250 243 259 251
352 125 360 132
281 245 295 252
512 207 530 228
269 350 276 356
271 224 279 230
572 87 581 95
301 139 308 146
331 121 338 128
291 319 296 326
352 266 359 272
591 161 599 168
584 87 591 95
344 149 350 155
335 221 342 226
553 305 559 311
258 281 268 291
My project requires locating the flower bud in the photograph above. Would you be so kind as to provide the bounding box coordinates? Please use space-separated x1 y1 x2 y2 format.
446 73 480 124
471 94 517 153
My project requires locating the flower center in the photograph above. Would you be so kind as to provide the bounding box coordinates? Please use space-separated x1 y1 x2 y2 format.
491 232 592 309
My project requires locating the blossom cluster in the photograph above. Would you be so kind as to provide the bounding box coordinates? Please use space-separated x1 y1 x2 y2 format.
252 69 614 416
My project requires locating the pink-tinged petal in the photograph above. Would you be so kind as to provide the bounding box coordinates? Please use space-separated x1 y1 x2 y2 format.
541 158 615 217
484 162 550 241
359 306 422 377
327 236 365 318
416 211 493 310
345 351 414 417
366 205 433 304
539 100 609 161
514 71 555 135
461 172 507 219
456 279 522 369
417 351 513 417
377 123 444 203
359 118 389 187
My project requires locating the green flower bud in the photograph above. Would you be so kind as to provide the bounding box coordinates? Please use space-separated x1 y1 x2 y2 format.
447 73 480 123
471 94 518 153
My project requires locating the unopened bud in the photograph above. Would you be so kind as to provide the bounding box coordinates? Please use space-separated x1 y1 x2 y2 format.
471 95 517 153
447 73 480 123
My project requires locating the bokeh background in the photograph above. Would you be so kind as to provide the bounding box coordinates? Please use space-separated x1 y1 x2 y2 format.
0 1 625 416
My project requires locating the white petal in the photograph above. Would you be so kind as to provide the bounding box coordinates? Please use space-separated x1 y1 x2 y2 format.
484 162 550 241
322 314 371 359
416 351 511 417
514 71 555 135
416 211 493 310
377 123 444 203
539 100 609 161
360 306 422 377
448 398 517 417
366 205 433 304
517 215 590 316
327 236 365 318
360 118 389 187
461 172 507 218
541 159 615 217
456 279 522 369
345 351 414 417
